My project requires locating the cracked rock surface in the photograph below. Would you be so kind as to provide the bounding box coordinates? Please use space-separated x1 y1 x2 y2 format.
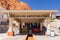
0 0 31 10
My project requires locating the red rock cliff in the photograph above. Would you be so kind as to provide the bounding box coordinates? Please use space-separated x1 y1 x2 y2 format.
0 0 31 10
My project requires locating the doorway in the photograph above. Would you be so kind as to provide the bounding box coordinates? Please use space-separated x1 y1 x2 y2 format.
19 22 41 35
19 22 47 35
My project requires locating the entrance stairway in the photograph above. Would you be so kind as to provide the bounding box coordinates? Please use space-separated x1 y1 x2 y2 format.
26 37 34 40
25 34 35 40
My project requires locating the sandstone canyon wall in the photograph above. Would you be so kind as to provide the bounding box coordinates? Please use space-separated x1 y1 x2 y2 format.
0 0 31 10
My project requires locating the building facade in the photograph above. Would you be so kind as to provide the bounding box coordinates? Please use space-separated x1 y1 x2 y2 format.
0 10 58 36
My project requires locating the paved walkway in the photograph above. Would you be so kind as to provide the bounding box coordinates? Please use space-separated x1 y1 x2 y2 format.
0 33 8 40
2 35 27 40
35 35 60 40
0 34 60 40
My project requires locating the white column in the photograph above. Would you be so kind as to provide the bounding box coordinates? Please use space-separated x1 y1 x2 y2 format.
21 22 25 28
15 22 20 34
46 18 51 35
7 18 14 36
8 19 13 32
46 24 51 35
50 12 52 18
40 23 42 31
46 12 52 35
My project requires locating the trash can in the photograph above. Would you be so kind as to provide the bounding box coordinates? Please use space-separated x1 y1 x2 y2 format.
50 30 55 37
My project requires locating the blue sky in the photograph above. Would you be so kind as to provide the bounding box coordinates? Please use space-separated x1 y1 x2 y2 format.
20 0 60 12
20 0 60 11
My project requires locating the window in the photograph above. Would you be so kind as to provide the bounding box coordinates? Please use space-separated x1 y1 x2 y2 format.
2 14 8 19
1 22 8 25
56 16 60 19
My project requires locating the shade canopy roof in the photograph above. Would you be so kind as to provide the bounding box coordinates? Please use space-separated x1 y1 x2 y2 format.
0 10 58 18
0 10 58 22
6 10 58 17
0 10 58 12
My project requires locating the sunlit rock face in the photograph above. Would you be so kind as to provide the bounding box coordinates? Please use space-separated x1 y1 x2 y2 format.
0 0 31 10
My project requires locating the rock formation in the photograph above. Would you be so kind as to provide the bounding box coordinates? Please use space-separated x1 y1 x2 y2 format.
0 0 31 10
